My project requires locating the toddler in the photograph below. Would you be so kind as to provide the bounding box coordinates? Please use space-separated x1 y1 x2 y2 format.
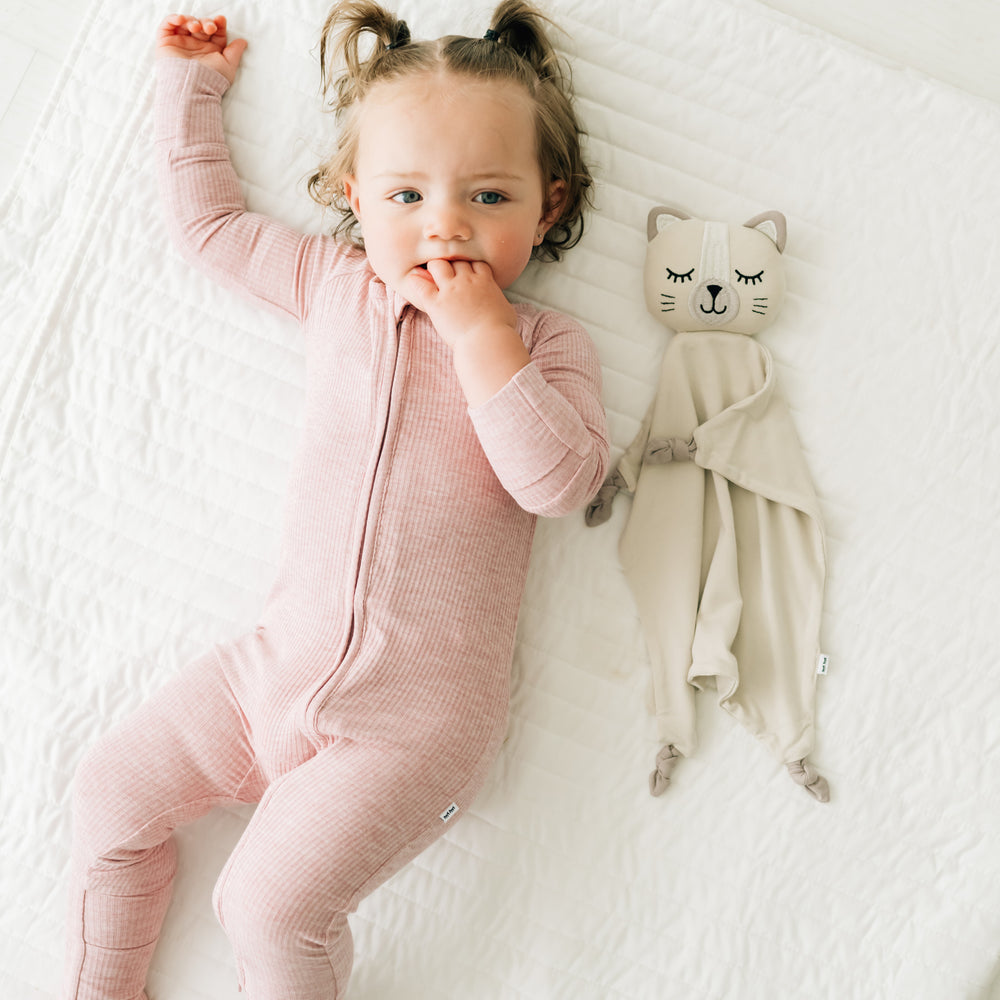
64 2 609 998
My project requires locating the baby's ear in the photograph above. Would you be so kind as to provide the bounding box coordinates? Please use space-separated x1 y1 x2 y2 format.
543 179 567 225
647 205 691 241
743 211 787 253
342 175 361 219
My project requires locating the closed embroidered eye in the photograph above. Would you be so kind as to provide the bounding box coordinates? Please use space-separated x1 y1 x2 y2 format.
473 191 505 205
735 269 764 285
391 190 422 204
665 268 694 283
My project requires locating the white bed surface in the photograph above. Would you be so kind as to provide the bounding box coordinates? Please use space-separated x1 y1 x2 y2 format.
5 0 1000 196
2 1 1000 999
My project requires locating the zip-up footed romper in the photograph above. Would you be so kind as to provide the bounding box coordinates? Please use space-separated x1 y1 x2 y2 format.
64 60 609 1000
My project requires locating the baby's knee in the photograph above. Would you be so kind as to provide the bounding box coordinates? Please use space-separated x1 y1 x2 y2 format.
214 861 353 988
71 732 166 869
214 862 343 943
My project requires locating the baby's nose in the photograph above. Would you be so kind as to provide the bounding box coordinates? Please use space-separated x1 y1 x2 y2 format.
424 203 471 241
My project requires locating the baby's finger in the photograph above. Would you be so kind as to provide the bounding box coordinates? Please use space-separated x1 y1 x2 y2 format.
425 258 457 283
157 14 188 39
183 17 219 40
223 36 248 69
470 260 495 279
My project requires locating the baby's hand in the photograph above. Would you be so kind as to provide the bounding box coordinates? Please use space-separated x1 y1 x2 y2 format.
156 14 247 85
403 260 531 406
403 259 518 348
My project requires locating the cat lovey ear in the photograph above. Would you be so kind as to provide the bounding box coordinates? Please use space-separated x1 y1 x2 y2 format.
647 205 691 241
743 211 787 253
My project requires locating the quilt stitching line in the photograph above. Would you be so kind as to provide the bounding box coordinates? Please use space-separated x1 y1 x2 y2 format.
0 539 259 649
42 345 300 472
0 473 278 590
0 48 153 487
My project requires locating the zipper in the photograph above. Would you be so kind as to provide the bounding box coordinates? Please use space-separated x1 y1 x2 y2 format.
304 305 405 730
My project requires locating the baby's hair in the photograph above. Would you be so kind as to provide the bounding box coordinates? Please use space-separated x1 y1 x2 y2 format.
307 0 594 262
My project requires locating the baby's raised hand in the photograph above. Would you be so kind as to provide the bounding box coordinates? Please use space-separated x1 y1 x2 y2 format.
403 260 531 406
156 14 247 85
404 259 518 348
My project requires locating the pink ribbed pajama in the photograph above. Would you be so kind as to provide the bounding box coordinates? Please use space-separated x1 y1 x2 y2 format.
63 60 608 1000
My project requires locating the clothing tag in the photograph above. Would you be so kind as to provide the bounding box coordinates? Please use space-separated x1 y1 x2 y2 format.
817 654 830 676
440 803 459 823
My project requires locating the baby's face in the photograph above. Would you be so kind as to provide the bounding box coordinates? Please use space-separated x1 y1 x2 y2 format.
343 70 557 296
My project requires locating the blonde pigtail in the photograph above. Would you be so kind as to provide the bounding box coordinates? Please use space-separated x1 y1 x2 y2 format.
486 0 565 86
317 1 411 115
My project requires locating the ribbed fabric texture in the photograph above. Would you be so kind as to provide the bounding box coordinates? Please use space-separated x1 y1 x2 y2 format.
64 58 609 1000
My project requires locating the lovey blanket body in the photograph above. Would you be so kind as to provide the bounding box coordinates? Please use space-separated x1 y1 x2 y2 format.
588 208 829 801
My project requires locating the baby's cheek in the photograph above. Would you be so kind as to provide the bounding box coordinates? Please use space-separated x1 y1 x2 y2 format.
488 232 529 283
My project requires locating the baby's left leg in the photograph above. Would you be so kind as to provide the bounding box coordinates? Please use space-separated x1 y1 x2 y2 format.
65 650 262 1000
213 735 493 999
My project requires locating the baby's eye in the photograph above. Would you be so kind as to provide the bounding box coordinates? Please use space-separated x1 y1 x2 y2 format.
735 269 764 285
391 190 422 204
665 268 694 283
474 191 506 205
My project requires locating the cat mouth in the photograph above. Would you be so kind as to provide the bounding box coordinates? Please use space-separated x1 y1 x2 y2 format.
691 280 739 326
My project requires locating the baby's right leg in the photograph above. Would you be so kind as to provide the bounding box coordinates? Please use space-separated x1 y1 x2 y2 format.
64 649 263 1000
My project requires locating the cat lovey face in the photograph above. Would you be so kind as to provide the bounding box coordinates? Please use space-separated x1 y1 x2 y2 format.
643 207 787 337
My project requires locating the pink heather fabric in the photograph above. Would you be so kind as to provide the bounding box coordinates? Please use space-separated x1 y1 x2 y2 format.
63 59 608 1000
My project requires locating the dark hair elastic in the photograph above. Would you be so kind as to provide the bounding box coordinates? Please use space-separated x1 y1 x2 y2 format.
387 20 409 49
483 28 499 41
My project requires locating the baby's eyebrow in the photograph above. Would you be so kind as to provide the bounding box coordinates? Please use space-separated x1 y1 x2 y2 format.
466 171 527 182
373 171 427 181
373 171 528 184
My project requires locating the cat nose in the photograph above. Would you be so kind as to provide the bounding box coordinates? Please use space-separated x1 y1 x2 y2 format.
707 284 723 300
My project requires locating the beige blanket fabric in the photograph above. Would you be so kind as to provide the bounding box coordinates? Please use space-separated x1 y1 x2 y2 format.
610 331 828 801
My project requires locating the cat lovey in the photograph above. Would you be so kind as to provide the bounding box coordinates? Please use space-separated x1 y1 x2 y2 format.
588 207 830 802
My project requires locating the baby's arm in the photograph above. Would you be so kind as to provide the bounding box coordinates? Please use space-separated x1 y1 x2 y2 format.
153 15 352 321
468 310 610 518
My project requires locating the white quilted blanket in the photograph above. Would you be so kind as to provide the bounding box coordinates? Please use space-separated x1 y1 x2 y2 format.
3 0 1000 998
